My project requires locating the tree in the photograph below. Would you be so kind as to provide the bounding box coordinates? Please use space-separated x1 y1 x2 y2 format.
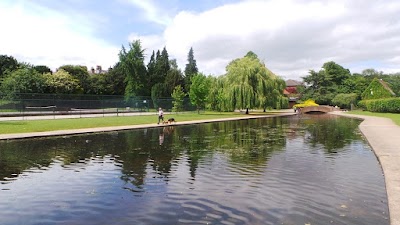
184 47 198 92
0 68 46 99
322 61 351 85
44 69 82 94
0 55 19 82
33 65 52 74
119 40 147 99
222 52 286 113
103 63 126 95
146 50 157 94
171 85 186 112
58 65 90 93
153 47 170 90
189 73 210 113
151 83 168 109
301 61 351 105
165 59 184 96
207 76 226 112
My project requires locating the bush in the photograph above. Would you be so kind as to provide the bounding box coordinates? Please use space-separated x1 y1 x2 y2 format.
293 99 319 108
358 98 400 113
332 93 358 109
362 78 395 100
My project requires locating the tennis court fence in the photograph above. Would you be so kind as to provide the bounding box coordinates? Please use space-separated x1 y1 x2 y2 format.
0 93 196 117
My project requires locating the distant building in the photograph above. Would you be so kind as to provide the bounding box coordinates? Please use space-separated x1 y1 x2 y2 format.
284 79 303 108
89 65 108 74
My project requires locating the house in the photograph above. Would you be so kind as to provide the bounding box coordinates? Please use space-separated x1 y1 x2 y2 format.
284 79 303 108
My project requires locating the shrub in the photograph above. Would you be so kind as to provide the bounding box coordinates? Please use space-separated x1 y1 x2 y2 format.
332 93 358 109
293 99 319 108
358 98 400 113
362 78 395 100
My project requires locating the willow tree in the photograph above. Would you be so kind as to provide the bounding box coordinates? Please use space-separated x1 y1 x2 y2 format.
222 51 287 113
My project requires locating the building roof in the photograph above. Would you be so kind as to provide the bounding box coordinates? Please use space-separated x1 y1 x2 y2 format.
379 79 396 96
286 79 302 87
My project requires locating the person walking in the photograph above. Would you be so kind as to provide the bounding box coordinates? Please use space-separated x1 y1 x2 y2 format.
157 107 164 124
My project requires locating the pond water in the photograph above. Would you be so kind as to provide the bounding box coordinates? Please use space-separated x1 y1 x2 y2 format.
0 114 389 225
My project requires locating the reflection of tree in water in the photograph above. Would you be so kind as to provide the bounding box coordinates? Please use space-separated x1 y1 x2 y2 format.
302 114 362 152
0 115 361 190
210 118 287 166
173 117 287 177
0 118 288 185
0 139 54 180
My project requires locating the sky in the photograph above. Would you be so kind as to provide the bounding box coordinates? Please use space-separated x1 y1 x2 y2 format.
0 0 399 80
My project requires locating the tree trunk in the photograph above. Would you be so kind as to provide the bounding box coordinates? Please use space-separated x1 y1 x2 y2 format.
246 108 249 114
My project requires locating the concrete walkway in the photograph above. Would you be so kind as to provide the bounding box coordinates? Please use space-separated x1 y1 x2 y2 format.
330 111 400 225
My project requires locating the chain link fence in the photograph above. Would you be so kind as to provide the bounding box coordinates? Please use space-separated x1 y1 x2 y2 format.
0 93 196 117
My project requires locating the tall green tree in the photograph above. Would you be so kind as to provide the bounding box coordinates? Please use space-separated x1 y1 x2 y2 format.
207 76 226 112
153 47 170 87
171 85 186 112
301 61 351 105
119 40 147 99
189 73 210 113
222 52 286 113
184 47 198 92
146 50 157 93
103 63 126 95
322 61 351 85
165 59 184 96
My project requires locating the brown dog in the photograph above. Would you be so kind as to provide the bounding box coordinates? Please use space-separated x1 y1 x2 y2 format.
167 118 176 124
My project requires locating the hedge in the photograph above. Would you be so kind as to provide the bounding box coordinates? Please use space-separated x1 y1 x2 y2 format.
358 98 400 113
362 78 395 100
332 93 358 109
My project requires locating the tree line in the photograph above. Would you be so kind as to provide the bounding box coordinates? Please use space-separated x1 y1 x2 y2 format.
3 39 397 112
0 40 288 112
298 61 400 108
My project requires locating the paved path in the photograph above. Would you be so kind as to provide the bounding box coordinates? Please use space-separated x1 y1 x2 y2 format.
331 111 400 225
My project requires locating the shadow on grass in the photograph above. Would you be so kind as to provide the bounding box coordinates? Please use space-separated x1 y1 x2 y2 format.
0 121 27 125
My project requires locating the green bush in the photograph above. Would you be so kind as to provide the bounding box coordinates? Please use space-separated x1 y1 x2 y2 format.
362 78 395 100
332 93 358 109
358 98 400 113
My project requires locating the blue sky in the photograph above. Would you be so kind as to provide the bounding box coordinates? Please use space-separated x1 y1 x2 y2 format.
0 0 399 80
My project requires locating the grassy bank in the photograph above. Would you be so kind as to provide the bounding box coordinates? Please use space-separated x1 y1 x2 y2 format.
348 110 400 126
0 112 261 134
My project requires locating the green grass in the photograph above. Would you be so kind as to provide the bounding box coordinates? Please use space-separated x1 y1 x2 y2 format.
348 110 400 126
0 111 265 135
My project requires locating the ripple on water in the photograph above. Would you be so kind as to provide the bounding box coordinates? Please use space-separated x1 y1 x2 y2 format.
0 116 389 225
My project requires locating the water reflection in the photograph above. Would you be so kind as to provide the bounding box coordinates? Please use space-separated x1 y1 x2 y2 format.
0 114 389 225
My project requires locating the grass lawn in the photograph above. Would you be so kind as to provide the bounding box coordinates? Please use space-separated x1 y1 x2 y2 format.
348 110 400 126
0 111 271 135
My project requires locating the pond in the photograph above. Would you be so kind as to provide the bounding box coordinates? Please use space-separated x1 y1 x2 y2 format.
0 114 389 225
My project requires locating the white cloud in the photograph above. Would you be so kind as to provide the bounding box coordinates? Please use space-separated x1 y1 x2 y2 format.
0 1 119 71
154 0 400 79
1 0 399 80
128 33 166 59
125 0 173 26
